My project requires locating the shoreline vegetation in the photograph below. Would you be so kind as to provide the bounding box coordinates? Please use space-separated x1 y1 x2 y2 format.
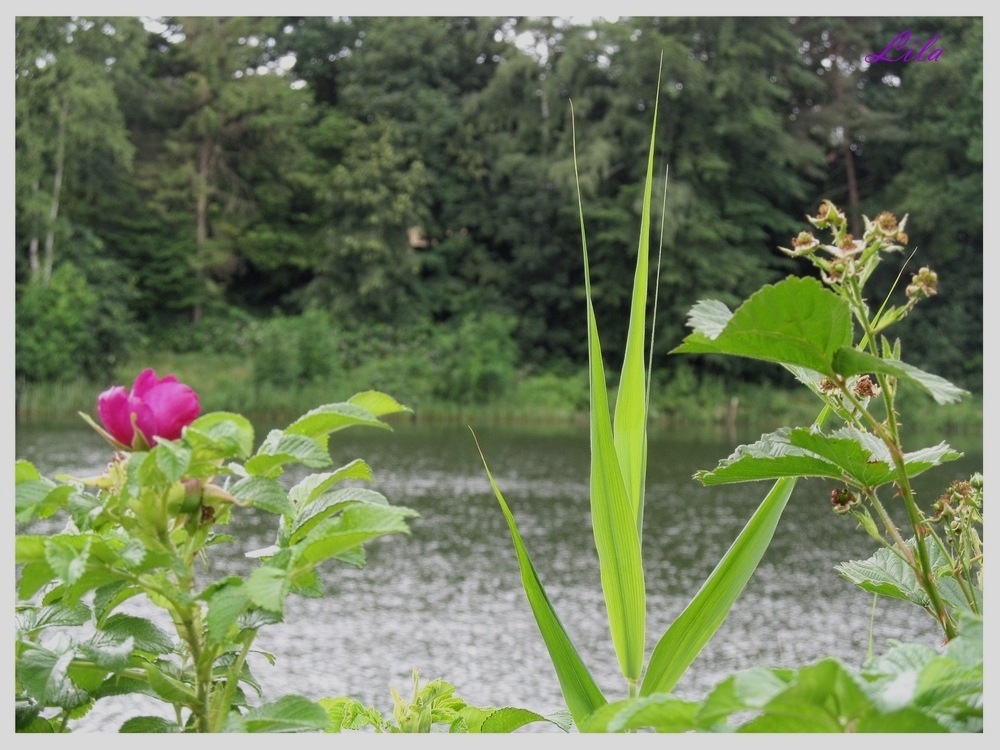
16 352 983 445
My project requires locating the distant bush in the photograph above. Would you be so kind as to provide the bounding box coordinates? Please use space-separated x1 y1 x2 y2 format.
16 263 134 382
431 312 518 404
253 307 339 387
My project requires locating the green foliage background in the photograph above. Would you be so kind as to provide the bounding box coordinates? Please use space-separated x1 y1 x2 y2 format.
14 16 982 403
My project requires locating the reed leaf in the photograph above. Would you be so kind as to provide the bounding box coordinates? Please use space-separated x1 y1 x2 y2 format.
614 64 661 533
572 103 646 684
639 476 797 696
471 431 607 727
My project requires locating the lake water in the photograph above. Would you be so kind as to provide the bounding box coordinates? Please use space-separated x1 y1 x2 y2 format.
15 420 982 732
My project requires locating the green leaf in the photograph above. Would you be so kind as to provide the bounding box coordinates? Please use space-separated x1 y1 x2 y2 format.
347 390 412 418
247 566 291 614
187 412 255 458
696 427 960 488
15 459 42 483
472 432 606 727
572 112 645 683
685 299 733 340
641 476 797 696
119 716 182 732
287 459 374 507
613 75 659 533
672 277 854 376
581 694 700 733
836 546 929 606
738 659 871 733
153 440 192 483
207 581 251 643
44 535 92 585
17 645 90 708
289 487 390 544
695 667 794 729
18 561 56 599
284 402 391 440
16 480 69 524
832 347 969 405
78 631 135 674
16 602 91 634
245 433 332 476
477 706 571 733
295 504 417 567
231 476 294 516
144 663 198 705
695 428 844 485
100 614 174 655
226 694 331 733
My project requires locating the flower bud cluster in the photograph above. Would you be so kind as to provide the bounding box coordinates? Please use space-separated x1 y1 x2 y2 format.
779 201 917 291
831 487 860 515
906 266 938 301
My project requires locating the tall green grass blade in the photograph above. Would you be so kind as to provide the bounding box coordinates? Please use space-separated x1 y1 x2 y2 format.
572 103 646 684
614 62 662 529
640 476 797 696
641 162 669 543
471 432 606 727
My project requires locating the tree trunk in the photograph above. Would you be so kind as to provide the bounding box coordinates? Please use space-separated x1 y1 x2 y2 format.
843 144 862 238
193 138 212 325
42 97 69 287
28 179 40 283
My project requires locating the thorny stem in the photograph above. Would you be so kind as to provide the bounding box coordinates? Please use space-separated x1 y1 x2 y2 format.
837 358 957 640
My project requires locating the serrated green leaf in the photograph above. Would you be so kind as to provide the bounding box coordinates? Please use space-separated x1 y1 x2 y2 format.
347 390 412 418
672 277 854 376
685 299 734 340
695 428 843 485
207 582 251 643
296 504 417 567
477 706 570 733
287 459 373 507
153 441 192 482
187 412 255 458
247 566 290 614
45 535 92 585
642 477 797 696
15 459 42 483
284 402 391 440
695 667 795 729
16 480 68 524
79 632 134 674
227 694 331 733
289 487 389 544
739 658 872 733
473 432 606 727
18 561 56 599
230 476 294 516
832 347 969 405
17 645 90 709
144 663 198 704
16 602 91 634
582 694 700 733
100 614 174 655
119 716 182 733
836 548 928 606
245 433 332 476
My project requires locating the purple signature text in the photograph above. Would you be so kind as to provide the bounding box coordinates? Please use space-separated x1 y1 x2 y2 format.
865 31 944 64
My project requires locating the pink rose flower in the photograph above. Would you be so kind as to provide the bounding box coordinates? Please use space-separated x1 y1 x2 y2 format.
98 368 200 448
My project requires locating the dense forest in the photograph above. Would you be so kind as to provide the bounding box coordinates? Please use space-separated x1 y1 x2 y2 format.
14 16 983 414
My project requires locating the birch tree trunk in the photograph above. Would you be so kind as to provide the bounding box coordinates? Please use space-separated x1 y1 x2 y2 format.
42 97 69 287
193 137 212 325
28 179 40 283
